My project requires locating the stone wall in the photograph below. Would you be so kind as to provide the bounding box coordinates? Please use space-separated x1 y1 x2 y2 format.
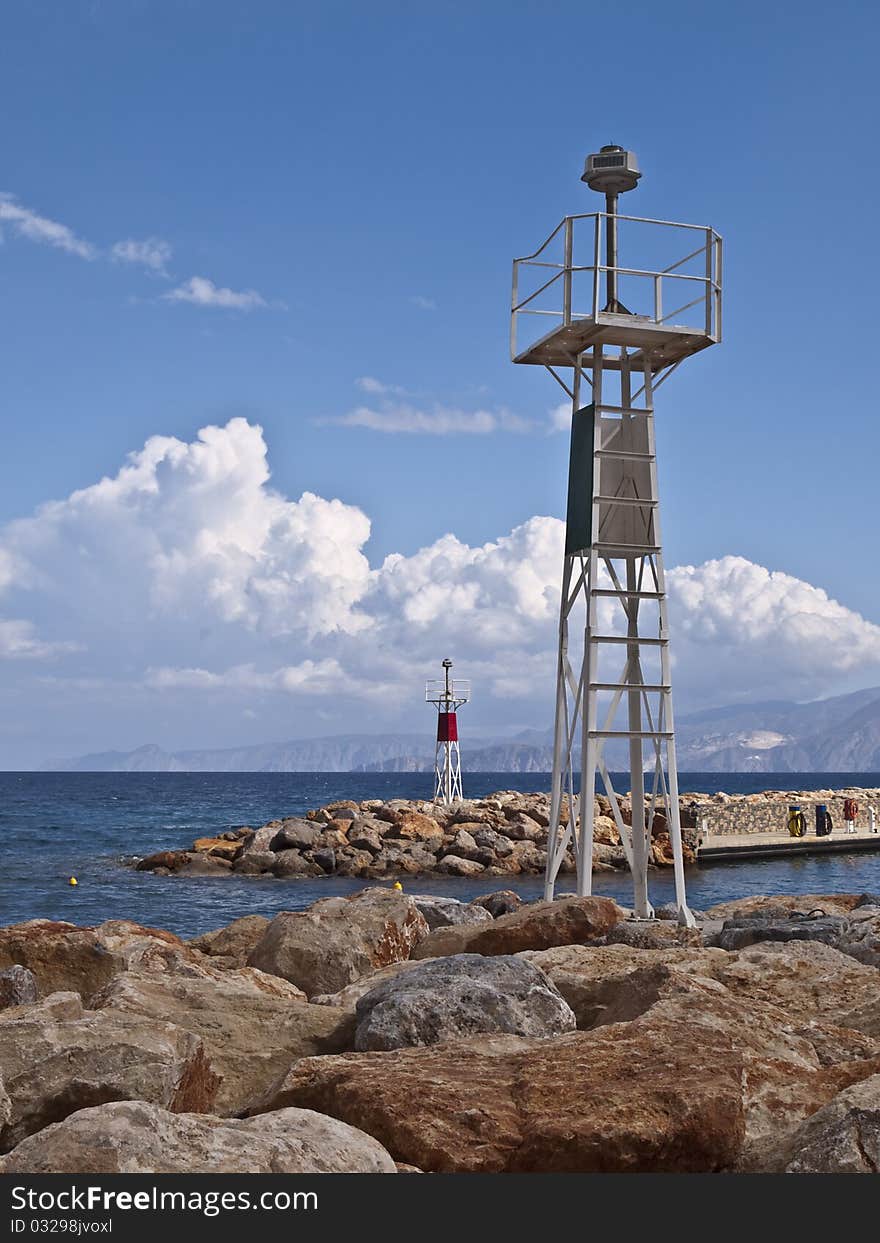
687 792 880 837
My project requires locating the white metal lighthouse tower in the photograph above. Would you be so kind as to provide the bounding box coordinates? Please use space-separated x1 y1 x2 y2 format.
511 145 722 922
426 658 470 805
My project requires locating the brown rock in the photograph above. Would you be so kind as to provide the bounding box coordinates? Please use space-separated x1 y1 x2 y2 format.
411 896 620 960
473 890 523 918
188 916 270 968
247 888 429 997
0 919 203 1003
394 812 444 843
192 836 240 860
257 1025 745 1172
519 943 727 1027
135 850 191 873
504 813 544 842
711 941 880 1031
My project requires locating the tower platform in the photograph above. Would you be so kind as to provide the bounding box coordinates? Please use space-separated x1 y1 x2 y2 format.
511 211 721 373
513 310 715 369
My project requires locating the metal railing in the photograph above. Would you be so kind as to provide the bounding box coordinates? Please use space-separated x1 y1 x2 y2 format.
511 212 722 361
425 680 471 703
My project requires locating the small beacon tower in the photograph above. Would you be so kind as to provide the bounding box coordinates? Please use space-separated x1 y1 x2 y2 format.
426 659 470 805
510 145 722 923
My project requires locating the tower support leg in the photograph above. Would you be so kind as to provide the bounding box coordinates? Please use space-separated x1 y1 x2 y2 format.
544 345 693 924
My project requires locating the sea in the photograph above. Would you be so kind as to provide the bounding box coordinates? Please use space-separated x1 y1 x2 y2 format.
2 771 880 938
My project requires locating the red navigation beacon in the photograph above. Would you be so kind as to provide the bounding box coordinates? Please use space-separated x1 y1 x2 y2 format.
425 658 470 806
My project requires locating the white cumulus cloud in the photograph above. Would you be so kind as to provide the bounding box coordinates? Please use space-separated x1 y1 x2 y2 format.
2 418 880 762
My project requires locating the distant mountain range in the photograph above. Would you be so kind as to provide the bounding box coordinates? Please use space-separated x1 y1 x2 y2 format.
41 687 880 773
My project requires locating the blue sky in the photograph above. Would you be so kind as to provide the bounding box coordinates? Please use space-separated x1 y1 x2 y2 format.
1 0 880 766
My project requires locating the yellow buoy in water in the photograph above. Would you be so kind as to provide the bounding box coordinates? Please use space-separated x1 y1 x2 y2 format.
68 877 78 887
392 881 403 891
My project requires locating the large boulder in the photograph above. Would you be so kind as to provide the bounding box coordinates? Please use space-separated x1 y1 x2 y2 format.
94 965 353 1114
784 1075 880 1173
0 1100 397 1174
411 896 620 960
0 967 37 1010
0 992 217 1151
261 982 880 1173
247 888 429 997
188 915 270 967
710 942 880 1031
255 1025 745 1172
353 955 576 1051
518 944 727 1028
270 818 320 851
0 919 203 1003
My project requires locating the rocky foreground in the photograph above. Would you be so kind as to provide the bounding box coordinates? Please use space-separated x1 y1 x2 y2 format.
133 790 697 881
2 887 880 1173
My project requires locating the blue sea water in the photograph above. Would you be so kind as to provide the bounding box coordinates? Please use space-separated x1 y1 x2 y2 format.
2 770 879 938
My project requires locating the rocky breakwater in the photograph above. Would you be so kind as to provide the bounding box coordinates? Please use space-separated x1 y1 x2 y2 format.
2 886 880 1172
134 790 698 881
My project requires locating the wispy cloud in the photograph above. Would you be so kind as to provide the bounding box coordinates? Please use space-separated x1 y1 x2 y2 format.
0 193 96 260
333 402 532 435
355 376 409 396
0 618 79 661
162 276 273 311
111 237 172 275
409 295 437 311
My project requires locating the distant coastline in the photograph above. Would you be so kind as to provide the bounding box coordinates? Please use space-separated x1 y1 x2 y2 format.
37 684 880 774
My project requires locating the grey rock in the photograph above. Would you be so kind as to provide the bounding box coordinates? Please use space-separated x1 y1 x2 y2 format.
273 850 322 878
655 903 708 922
411 896 493 931
446 829 480 860
232 851 277 875
311 848 337 873
0 967 37 1010
785 1075 880 1173
0 1100 397 1174
270 819 319 851
353 953 576 1051
715 916 849 952
239 824 280 855
347 826 383 855
436 854 485 877
472 829 514 857
854 894 880 909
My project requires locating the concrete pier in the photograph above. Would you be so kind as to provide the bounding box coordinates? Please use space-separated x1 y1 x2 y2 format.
697 827 880 862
